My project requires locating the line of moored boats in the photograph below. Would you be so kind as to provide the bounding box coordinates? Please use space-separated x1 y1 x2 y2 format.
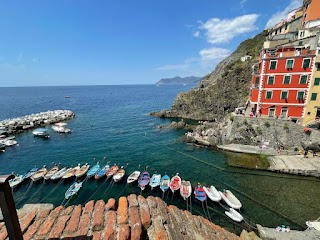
9 161 244 222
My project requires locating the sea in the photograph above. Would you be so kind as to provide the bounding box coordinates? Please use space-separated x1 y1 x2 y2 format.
0 85 319 233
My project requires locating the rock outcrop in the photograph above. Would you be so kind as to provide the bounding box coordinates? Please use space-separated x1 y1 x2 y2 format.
0 195 240 240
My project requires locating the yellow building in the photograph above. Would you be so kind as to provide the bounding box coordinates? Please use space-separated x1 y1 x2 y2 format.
302 51 320 126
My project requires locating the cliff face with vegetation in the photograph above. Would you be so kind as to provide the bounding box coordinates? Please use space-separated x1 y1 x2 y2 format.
152 31 267 121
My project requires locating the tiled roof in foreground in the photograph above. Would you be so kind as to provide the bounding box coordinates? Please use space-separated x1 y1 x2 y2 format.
0 194 239 240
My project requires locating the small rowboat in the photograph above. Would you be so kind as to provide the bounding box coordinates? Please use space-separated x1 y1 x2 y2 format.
149 174 161 190
180 180 192 200
65 181 83 200
127 171 140 184
160 175 170 192
203 186 221 202
225 208 243 222
106 165 119 178
44 165 59 180
9 175 23 188
22 167 39 180
62 165 80 179
87 162 100 178
138 171 150 191
169 173 181 193
31 167 47 182
219 190 242 209
95 164 110 179
194 184 206 202
113 167 125 182
75 163 90 178
51 167 68 180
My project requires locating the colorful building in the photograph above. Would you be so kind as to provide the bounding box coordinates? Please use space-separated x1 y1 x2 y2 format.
249 0 320 125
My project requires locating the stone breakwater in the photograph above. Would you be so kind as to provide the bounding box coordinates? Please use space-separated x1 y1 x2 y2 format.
0 110 75 135
1 195 240 240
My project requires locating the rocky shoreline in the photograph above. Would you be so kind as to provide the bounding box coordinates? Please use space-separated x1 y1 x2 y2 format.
0 110 75 135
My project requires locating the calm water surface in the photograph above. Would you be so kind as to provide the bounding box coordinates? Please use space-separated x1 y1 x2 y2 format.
0 85 319 233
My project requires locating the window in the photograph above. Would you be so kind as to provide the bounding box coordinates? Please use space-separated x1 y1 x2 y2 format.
283 75 291 84
281 91 288 99
281 108 288 118
286 59 294 69
317 63 320 71
285 24 288 30
268 76 275 85
300 75 308 84
270 60 277 70
255 77 259 84
314 78 320 86
297 91 304 100
311 93 317 101
266 91 272 99
299 41 303 46
302 58 311 68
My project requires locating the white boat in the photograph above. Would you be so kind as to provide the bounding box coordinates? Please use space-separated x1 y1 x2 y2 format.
127 171 140 183
32 128 50 138
225 208 243 222
52 125 71 133
50 167 68 180
0 139 18 146
9 175 23 188
30 167 48 182
75 163 90 178
113 167 125 182
44 165 59 180
180 180 192 200
219 190 242 209
149 174 161 190
204 186 221 202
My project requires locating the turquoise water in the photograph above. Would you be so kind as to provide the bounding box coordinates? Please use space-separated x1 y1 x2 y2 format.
0 85 319 233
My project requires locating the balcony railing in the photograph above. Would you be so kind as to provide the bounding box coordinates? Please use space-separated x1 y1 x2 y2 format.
263 49 316 59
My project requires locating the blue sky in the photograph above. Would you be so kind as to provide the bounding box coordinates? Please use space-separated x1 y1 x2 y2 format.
0 0 302 86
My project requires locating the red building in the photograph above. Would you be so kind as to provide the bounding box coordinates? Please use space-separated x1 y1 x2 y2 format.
250 46 316 119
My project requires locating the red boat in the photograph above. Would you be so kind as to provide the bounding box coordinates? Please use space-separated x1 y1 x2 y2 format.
106 165 119 178
169 173 181 193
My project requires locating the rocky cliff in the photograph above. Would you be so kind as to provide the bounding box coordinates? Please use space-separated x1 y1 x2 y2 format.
155 76 202 86
151 31 267 121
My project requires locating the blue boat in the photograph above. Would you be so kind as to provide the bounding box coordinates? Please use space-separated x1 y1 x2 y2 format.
94 164 110 179
160 175 170 192
22 167 39 180
87 162 100 178
65 181 83 200
194 184 207 202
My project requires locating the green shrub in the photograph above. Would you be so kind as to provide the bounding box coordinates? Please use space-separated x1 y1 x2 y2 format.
283 123 289 130
264 121 270 128
229 115 234 121
256 127 262 135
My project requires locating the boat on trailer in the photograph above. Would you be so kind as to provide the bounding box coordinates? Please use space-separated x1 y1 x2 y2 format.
169 173 181 193
225 208 243 222
65 181 83 200
160 175 170 192
127 171 140 184
149 174 161 190
180 180 192 200
138 171 150 191
219 190 242 209
203 186 221 202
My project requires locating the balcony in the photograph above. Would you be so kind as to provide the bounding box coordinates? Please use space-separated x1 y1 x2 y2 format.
263 49 316 59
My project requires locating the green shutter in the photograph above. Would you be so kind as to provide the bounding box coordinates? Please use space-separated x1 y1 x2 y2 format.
286 60 294 69
284 76 290 84
317 63 320 71
297 91 304 99
268 76 274 85
314 78 320 86
281 91 288 99
255 77 259 84
270 61 277 70
311 93 317 101
266 91 272 99
303 59 310 68
300 75 307 84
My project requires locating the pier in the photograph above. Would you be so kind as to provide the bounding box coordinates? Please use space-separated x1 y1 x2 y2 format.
0 110 75 135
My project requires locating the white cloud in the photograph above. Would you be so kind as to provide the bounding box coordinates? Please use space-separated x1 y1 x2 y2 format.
193 31 200 37
200 14 259 44
265 0 302 29
199 47 231 61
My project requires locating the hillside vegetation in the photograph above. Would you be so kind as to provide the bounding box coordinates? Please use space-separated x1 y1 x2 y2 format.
152 30 268 120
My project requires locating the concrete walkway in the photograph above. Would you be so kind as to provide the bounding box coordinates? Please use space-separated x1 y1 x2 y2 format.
217 144 281 155
268 155 320 177
257 224 320 240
